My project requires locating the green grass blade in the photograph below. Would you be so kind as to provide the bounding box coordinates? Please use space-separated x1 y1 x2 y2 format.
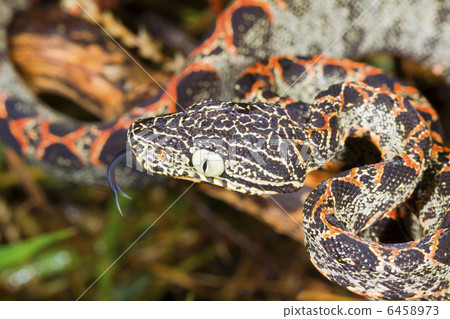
0 228 76 270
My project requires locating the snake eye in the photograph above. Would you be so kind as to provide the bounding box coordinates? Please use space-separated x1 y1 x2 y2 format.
191 149 224 177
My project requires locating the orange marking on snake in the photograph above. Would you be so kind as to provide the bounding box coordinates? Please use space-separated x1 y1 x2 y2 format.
323 57 383 80
272 58 285 81
430 131 444 143
428 229 444 259
372 164 384 184
311 181 333 216
385 209 405 219
147 61 219 114
245 63 276 78
61 129 88 159
412 145 426 163
0 93 8 118
35 121 57 158
409 99 440 119
342 169 363 188
346 82 375 108
90 132 111 166
315 95 339 105
399 154 421 173
349 124 370 137
9 118 33 153
431 143 446 158
179 60 219 77
190 0 274 57
89 118 133 166
265 96 295 104
245 80 269 98
406 122 428 143
34 121 86 164
393 82 420 96
306 111 338 136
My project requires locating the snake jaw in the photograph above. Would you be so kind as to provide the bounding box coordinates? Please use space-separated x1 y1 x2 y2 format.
134 147 271 195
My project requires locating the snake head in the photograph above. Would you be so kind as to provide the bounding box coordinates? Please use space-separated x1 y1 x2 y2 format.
127 99 310 195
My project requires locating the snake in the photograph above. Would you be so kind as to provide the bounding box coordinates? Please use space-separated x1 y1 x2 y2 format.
1 0 449 300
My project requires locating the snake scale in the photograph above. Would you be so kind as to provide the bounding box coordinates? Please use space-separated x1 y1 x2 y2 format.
1 0 449 300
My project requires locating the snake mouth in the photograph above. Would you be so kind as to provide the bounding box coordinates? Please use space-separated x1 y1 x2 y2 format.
128 139 279 196
199 175 280 195
134 150 277 195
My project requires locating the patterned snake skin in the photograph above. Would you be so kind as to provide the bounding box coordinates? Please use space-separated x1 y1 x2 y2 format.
127 56 450 300
1 0 450 300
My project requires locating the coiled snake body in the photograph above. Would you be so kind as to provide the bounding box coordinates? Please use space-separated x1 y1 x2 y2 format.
1 0 450 299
